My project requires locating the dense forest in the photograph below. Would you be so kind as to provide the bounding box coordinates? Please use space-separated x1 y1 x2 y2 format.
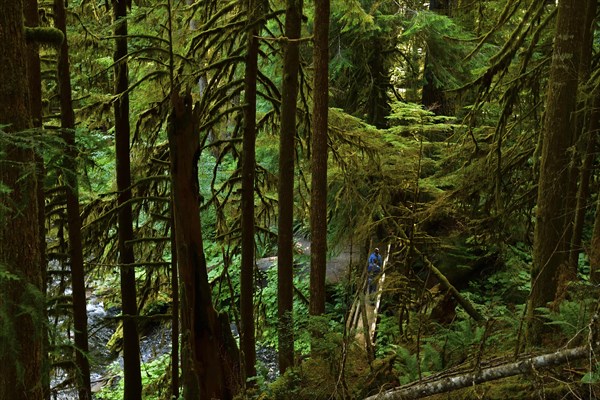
1 0 599 399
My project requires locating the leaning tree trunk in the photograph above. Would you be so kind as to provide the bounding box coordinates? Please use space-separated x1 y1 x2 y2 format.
0 1 44 399
55 0 92 397
168 91 240 399
112 1 142 398
528 0 587 346
309 0 330 319
277 0 303 375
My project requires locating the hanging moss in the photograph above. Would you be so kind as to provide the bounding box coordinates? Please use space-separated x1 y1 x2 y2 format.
25 27 64 46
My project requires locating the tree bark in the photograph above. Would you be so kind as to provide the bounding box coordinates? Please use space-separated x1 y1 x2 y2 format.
168 91 239 399
170 206 180 399
528 0 586 346
277 0 303 375
569 96 599 274
240 0 259 383
112 1 142 398
567 0 597 275
54 1 92 398
24 0 50 397
309 0 330 319
0 1 44 398
591 196 600 284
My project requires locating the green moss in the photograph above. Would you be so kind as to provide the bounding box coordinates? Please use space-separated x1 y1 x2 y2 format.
25 27 64 46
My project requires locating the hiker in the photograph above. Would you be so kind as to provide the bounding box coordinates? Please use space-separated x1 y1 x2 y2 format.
367 248 382 294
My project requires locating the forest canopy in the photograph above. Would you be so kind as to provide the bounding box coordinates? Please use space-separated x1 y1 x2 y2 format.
0 0 599 399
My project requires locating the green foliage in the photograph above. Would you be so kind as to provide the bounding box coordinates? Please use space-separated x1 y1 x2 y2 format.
263 313 372 400
255 266 311 354
392 343 443 384
96 354 173 400
0 263 46 386
400 11 481 90
331 0 375 33
581 365 600 384
538 294 597 343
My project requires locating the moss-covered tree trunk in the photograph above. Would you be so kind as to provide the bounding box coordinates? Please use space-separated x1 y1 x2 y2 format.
168 91 239 399
112 1 142 398
0 0 44 398
240 0 259 384
277 0 303 375
527 0 587 346
54 0 92 397
309 0 330 319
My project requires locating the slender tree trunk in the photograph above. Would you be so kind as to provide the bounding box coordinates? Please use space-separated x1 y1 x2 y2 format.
54 0 92 397
591 198 600 284
0 1 44 398
240 0 259 383
170 206 180 399
168 91 239 399
112 1 142 398
567 0 597 274
528 0 586 346
277 0 303 375
569 97 599 273
309 0 330 319
366 38 392 127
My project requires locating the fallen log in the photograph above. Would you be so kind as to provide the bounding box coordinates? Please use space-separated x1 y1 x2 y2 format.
364 345 591 400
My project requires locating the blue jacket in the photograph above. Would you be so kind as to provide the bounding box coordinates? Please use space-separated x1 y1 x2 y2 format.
368 252 382 272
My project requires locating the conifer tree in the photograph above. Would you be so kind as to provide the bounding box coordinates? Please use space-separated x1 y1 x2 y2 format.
528 0 587 345
277 0 303 374
54 0 92 397
309 0 330 319
241 0 260 383
112 0 142 397
0 0 44 398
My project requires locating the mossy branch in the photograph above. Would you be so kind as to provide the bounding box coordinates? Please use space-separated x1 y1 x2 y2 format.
25 27 64 46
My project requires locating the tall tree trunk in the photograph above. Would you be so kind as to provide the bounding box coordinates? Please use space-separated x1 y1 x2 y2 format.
112 1 142 398
309 0 330 319
24 0 50 397
54 0 92 397
240 0 259 383
591 198 600 284
366 38 392 127
277 0 303 374
0 1 44 398
527 0 586 346
168 91 239 399
566 0 597 274
170 206 180 399
569 96 599 274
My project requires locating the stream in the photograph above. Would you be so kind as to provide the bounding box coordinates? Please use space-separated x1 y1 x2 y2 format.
50 292 278 399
